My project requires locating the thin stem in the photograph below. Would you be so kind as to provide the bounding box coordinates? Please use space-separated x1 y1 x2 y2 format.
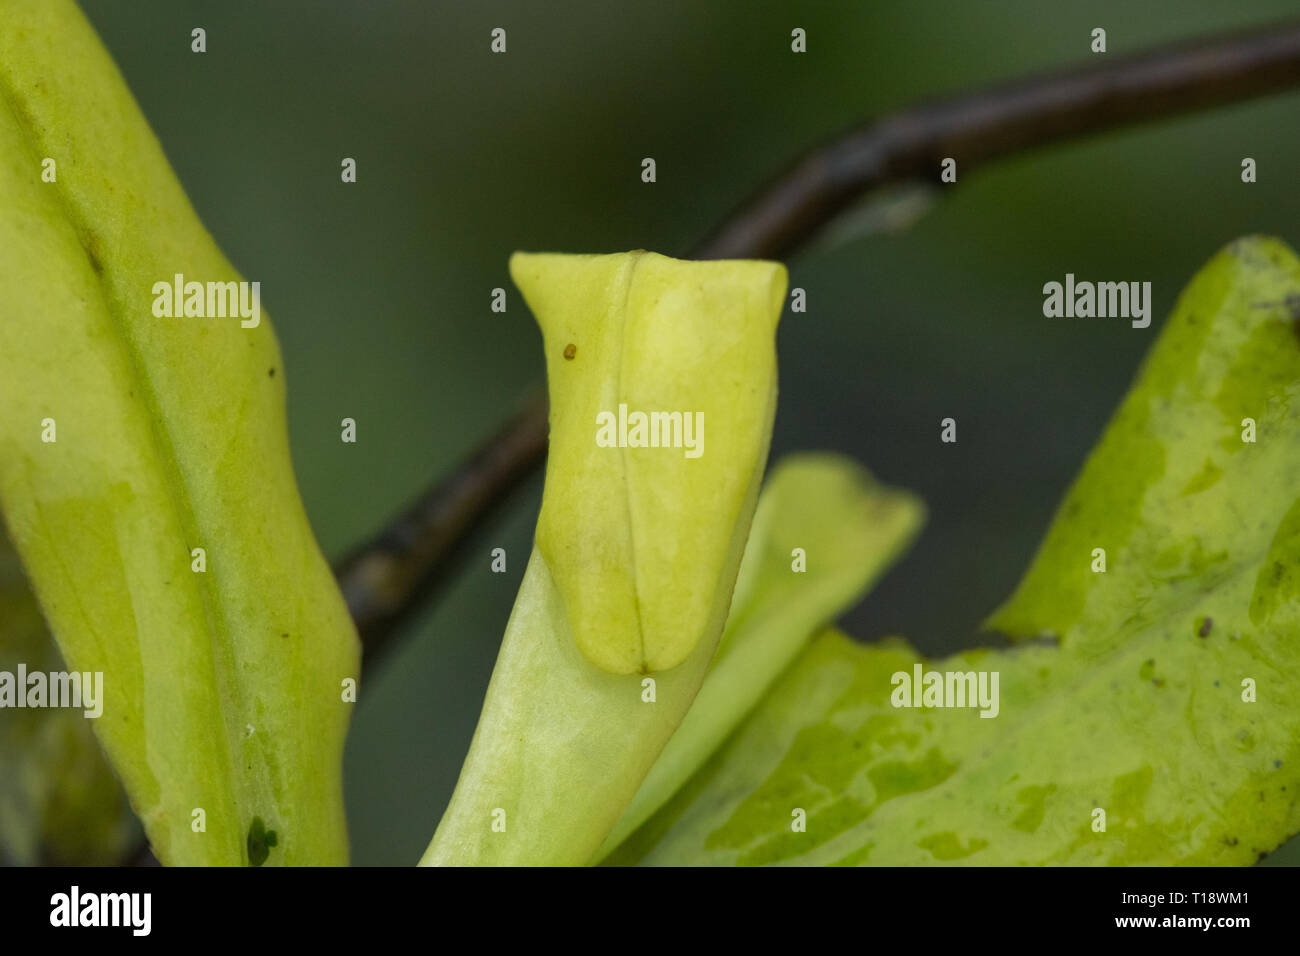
338 19 1300 661
336 391 548 664
692 20 1300 260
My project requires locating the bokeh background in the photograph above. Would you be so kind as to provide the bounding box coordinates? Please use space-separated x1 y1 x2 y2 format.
74 0 1300 865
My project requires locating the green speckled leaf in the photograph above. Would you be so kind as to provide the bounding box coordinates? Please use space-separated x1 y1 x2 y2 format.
0 0 358 865
616 236 1300 865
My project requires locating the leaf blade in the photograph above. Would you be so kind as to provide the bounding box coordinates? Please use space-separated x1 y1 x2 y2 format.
619 236 1300 866
0 0 358 865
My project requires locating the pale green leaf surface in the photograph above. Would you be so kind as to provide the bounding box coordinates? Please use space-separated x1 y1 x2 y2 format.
614 236 1300 865
421 251 784 865
0 0 358 864
595 452 924 859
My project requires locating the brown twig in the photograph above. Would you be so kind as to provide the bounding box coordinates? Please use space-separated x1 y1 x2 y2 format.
334 390 549 664
692 20 1300 261
337 19 1300 663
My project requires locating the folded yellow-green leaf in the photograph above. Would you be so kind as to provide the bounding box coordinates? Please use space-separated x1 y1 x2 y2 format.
597 453 924 860
0 0 358 865
522 250 786 674
421 250 785 865
616 236 1300 865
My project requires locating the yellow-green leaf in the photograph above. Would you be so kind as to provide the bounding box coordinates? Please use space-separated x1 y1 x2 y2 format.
515 250 786 674
0 0 358 865
421 250 784 865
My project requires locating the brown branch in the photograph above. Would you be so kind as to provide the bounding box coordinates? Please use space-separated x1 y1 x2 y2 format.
692 20 1300 261
334 390 549 664
338 19 1300 663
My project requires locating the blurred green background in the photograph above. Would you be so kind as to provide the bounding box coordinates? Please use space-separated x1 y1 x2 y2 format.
76 0 1300 865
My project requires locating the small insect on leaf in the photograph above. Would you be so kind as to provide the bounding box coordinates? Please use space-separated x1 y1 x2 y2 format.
246 816 279 867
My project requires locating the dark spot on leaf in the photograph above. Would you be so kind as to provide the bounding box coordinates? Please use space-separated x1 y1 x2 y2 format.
563 344 576 360
247 816 279 867
84 238 104 276
1276 760 1283 769
1018 631 1059 648
1198 617 1212 637
7 92 36 135
268 367 276 377
1250 293 1300 324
